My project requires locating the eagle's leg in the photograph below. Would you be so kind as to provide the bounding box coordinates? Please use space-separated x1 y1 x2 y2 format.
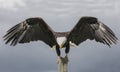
65 43 70 62
56 45 62 64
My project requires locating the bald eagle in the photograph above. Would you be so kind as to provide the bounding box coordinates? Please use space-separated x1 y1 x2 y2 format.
3 16 118 63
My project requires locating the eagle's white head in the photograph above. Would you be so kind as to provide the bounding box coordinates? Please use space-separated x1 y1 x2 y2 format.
56 37 67 48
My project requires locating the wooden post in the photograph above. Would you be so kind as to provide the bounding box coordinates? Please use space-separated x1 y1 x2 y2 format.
58 57 68 72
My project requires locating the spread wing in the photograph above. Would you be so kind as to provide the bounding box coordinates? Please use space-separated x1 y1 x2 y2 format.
3 17 57 47
67 16 118 47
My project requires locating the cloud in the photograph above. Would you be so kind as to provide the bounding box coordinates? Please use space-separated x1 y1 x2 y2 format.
0 0 26 10
42 70 57 72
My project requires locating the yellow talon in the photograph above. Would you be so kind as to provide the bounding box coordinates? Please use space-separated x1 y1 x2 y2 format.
51 45 56 50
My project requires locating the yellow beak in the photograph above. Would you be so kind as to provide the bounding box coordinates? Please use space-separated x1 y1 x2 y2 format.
59 44 63 48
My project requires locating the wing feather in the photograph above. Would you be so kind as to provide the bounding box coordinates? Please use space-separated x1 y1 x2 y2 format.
3 17 57 47
67 16 118 47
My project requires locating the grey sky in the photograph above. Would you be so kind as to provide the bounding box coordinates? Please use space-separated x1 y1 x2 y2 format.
0 0 120 72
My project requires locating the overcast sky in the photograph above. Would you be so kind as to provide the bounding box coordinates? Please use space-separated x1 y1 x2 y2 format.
0 0 120 72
